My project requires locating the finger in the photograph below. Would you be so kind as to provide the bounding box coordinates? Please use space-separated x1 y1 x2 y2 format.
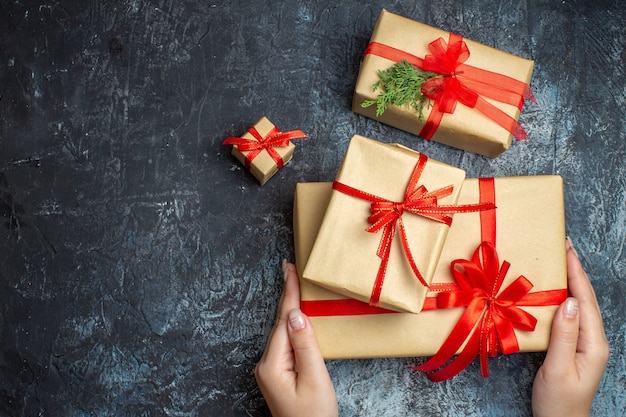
262 262 301 367
564 243 609 370
286 308 330 388
278 261 302 320
565 246 606 342
566 238 601 313
542 296 580 376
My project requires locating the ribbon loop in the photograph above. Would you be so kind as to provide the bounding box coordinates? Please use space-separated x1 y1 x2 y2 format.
422 33 469 76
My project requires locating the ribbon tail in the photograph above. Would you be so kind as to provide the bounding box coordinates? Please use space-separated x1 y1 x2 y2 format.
414 300 484 373
524 85 537 104
418 101 443 140
473 97 529 141
399 221 429 287
492 313 521 355
480 311 494 377
419 326 482 382
370 223 395 306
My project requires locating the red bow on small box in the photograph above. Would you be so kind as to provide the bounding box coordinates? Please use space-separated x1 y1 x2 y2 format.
223 125 307 170
333 153 495 307
364 33 536 141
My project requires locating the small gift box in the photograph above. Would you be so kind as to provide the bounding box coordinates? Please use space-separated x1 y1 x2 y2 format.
294 176 567 381
302 135 492 313
353 9 535 158
222 117 307 185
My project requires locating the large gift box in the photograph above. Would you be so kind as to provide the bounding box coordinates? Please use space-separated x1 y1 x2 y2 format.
302 135 479 313
222 117 307 185
294 176 567 381
353 9 535 158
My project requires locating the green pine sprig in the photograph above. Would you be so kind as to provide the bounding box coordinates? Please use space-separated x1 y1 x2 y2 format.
361 60 440 120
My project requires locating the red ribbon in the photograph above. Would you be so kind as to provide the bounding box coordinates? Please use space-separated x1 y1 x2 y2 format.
363 34 536 140
223 126 307 170
333 153 495 307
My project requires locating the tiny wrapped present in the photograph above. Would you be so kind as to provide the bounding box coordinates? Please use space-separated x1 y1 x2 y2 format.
353 9 535 158
294 176 567 381
222 117 307 185
302 135 493 313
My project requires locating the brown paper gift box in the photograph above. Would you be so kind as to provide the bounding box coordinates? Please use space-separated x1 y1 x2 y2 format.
294 176 566 360
353 9 534 158
302 135 466 313
225 117 299 185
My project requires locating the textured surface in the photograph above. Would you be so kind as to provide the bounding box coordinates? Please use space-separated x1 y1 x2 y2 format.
0 1 624 416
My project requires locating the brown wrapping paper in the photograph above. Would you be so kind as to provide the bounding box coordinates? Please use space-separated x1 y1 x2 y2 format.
302 135 466 313
294 176 566 359
229 116 295 185
353 9 534 158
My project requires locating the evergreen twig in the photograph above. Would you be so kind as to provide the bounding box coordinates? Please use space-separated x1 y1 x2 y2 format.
361 60 440 120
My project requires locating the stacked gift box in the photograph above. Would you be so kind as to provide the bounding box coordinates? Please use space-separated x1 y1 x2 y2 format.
221 9 567 381
294 136 567 381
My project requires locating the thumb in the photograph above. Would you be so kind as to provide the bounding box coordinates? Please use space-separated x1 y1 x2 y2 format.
286 308 329 386
543 297 580 374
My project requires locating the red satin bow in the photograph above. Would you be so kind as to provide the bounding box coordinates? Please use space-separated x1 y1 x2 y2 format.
363 33 535 141
222 126 307 170
333 153 495 306
413 242 567 381
422 35 478 113
420 35 478 114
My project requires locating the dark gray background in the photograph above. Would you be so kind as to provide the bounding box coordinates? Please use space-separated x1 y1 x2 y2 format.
1 1 624 416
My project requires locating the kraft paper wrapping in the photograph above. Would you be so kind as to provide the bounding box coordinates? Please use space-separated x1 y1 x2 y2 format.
353 9 534 158
229 116 295 185
302 135 465 313
294 176 566 359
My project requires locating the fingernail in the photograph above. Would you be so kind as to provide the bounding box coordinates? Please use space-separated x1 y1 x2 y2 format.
282 259 289 281
288 308 306 331
564 297 579 319
566 236 580 259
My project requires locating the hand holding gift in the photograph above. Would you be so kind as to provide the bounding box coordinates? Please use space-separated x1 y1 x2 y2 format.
255 261 338 417
256 244 608 416
531 239 610 417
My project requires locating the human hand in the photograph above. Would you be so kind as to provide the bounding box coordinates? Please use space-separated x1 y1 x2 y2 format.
255 261 338 417
531 239 609 417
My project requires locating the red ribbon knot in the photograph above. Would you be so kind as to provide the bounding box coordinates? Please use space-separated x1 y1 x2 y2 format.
421 33 470 108
332 153 496 307
413 241 565 382
222 125 307 170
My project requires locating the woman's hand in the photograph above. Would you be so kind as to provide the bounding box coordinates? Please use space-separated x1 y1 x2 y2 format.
532 239 610 417
255 261 338 417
